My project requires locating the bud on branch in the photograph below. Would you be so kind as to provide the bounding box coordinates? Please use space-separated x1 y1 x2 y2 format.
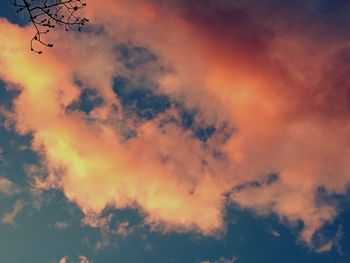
10 0 89 54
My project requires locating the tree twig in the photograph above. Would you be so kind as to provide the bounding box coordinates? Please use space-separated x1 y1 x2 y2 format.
10 0 89 54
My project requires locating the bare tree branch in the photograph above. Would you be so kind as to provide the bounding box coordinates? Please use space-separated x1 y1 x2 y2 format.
10 0 89 54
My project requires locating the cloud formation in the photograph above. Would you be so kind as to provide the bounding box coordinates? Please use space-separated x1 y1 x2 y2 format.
0 0 349 247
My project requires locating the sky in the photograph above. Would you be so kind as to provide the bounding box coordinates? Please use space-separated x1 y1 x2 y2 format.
0 0 349 262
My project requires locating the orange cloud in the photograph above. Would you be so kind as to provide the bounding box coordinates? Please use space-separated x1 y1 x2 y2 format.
0 0 350 247
0 17 228 235
84 0 350 243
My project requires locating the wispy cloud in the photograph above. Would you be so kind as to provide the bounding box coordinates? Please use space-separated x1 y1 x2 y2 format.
115 221 134 237
201 255 238 263
0 176 20 195
78 256 91 263
315 225 344 253
2 200 25 225
54 221 70 229
57 256 92 263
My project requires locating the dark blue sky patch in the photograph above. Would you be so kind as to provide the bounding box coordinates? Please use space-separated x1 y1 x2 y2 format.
0 131 37 186
179 109 196 129
122 95 235 144
314 186 339 209
66 88 104 114
113 76 171 121
0 81 41 187
194 125 216 142
305 0 350 21
0 189 94 263
178 108 217 140
82 24 106 35
92 203 349 263
0 1 28 26
219 205 331 263
126 95 233 144
113 44 174 121
113 44 230 143
173 105 234 143
311 188 350 253
0 80 21 110
116 44 157 70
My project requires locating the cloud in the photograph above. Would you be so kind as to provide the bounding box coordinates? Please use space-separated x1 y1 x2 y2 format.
0 177 20 195
78 256 91 263
0 0 350 247
54 221 70 229
267 226 281 238
314 225 344 253
115 221 134 237
201 255 238 263
2 200 25 225
57 256 91 263
0 13 230 238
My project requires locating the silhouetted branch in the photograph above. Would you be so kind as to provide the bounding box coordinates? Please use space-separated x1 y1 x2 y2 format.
10 0 89 54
